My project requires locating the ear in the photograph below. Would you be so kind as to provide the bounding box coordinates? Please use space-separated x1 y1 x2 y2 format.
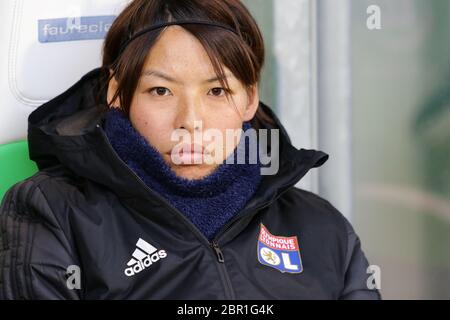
242 84 260 122
107 69 121 108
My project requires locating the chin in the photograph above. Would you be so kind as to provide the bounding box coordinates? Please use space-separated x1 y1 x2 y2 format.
171 164 218 180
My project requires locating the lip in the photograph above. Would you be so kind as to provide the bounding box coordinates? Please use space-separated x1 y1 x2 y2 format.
168 143 208 155
166 143 211 165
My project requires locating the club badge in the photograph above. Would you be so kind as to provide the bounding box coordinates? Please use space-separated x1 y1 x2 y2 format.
257 224 303 274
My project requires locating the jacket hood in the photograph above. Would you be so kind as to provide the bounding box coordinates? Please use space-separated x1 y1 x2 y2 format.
28 68 329 209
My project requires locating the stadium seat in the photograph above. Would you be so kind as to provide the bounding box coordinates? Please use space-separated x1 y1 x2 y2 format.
0 0 127 202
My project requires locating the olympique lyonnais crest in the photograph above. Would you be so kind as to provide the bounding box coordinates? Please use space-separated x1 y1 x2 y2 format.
257 224 303 274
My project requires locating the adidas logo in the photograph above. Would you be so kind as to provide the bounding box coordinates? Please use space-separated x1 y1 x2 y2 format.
124 238 167 277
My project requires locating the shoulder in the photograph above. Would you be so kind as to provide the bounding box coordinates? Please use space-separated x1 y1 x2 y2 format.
276 186 353 236
0 166 92 233
2 170 57 221
278 188 381 299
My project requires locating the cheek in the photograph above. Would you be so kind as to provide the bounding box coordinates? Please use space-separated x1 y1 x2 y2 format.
205 101 247 130
206 119 244 159
206 104 244 132
129 103 174 151
210 119 242 134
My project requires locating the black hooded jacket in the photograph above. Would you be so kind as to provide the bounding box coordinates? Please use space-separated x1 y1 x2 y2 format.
0 68 381 300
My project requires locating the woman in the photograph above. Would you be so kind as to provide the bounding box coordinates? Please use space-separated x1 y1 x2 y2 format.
0 0 380 299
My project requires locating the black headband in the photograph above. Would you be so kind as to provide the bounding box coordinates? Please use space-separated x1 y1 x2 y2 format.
117 20 240 59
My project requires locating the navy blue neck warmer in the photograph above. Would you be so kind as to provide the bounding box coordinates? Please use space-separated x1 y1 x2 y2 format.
103 108 262 241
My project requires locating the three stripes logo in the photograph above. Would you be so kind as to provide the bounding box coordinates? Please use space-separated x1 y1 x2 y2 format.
124 238 167 277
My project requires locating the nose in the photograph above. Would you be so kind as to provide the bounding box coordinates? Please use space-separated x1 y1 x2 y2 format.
174 95 204 133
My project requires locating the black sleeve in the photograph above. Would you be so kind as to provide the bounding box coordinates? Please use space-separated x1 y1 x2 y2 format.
0 179 81 300
338 217 382 300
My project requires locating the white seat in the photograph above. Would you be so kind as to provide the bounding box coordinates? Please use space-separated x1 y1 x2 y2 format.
0 0 129 145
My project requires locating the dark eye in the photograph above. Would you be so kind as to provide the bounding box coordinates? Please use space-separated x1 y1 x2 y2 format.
149 87 171 96
209 88 227 97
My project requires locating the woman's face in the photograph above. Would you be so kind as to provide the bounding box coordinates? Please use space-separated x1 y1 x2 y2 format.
108 25 259 180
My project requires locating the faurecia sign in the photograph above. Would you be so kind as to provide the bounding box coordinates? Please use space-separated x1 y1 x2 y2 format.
38 15 116 43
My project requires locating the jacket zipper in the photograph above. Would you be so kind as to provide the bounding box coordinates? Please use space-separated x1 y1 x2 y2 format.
211 241 225 263
210 241 235 299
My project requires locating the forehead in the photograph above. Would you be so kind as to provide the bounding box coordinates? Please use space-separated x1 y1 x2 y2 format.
142 26 235 82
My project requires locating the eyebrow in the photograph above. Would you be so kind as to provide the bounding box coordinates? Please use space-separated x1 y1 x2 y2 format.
142 69 233 84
